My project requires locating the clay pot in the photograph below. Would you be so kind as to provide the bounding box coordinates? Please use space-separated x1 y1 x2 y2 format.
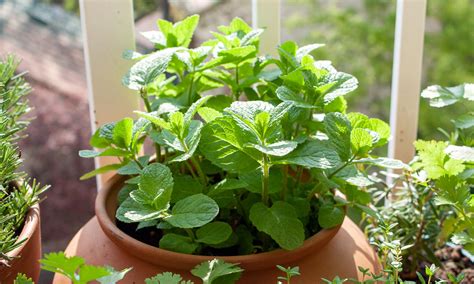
55 174 380 283
0 203 41 283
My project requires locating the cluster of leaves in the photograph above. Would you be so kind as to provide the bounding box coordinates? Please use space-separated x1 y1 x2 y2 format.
16 252 243 284
0 55 48 262
286 0 474 141
80 15 404 255
322 264 465 284
362 83 473 279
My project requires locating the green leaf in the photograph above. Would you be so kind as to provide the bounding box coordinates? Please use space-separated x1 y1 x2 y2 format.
445 145 474 162
251 141 298 157
249 201 305 250
453 113 474 129
296 43 325 61
159 233 199 254
198 107 223 123
353 157 407 169
123 48 176 90
136 163 174 210
14 274 34 284
175 15 200 47
116 197 168 223
171 175 203 203
191 259 243 284
117 161 142 175
77 265 112 284
350 128 373 155
318 204 345 228
276 86 314 109
79 148 130 158
273 141 341 169
166 194 219 228
185 96 212 122
196 222 233 245
135 111 170 129
200 117 260 173
324 112 352 161
80 163 122 180
421 83 473 108
239 168 283 194
319 72 358 103
145 271 190 284
112 118 133 148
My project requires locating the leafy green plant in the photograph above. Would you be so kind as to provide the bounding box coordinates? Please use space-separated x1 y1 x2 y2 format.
276 265 300 284
363 83 473 280
0 55 48 262
24 252 242 284
80 15 404 255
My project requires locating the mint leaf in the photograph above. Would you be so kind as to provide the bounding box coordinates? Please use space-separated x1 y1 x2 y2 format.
239 169 282 194
319 72 358 103
113 118 133 148
171 175 203 203
453 113 474 129
123 48 176 90
166 194 219 228
196 222 233 245
318 204 344 228
80 163 122 180
200 117 260 173
252 141 298 157
350 128 373 155
296 43 325 61
198 107 223 123
274 141 340 169
159 233 199 254
354 157 407 169
276 86 314 109
191 259 243 284
324 113 352 161
249 202 305 250
116 197 167 223
136 163 174 210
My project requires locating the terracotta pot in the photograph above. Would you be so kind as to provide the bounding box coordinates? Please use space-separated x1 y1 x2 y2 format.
55 174 380 283
0 203 41 283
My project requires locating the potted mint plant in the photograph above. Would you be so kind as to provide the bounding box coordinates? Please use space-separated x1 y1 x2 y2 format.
0 55 48 282
70 15 405 282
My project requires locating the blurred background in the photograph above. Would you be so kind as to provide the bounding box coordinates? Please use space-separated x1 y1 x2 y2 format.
0 0 473 281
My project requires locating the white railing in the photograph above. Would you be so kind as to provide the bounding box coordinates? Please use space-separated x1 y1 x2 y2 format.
79 0 427 186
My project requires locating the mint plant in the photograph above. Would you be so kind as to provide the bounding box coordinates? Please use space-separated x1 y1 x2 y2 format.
80 15 404 255
0 55 48 262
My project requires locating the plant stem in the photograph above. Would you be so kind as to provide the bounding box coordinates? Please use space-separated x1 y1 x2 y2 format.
294 166 303 193
281 166 288 200
140 89 162 162
328 155 356 179
185 228 195 242
306 181 321 200
234 64 240 100
261 155 270 205
190 157 207 185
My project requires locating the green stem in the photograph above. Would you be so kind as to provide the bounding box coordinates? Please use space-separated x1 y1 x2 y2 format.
185 228 195 242
187 72 195 106
281 166 288 201
190 157 207 185
262 155 270 205
328 155 356 179
294 166 303 193
140 89 162 162
306 181 322 200
234 63 240 100
184 160 198 180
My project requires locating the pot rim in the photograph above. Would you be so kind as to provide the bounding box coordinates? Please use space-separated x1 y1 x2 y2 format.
96 173 343 271
1 183 40 265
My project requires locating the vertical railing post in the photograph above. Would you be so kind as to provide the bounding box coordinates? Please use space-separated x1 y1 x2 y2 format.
79 0 140 187
388 0 427 164
252 0 281 56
